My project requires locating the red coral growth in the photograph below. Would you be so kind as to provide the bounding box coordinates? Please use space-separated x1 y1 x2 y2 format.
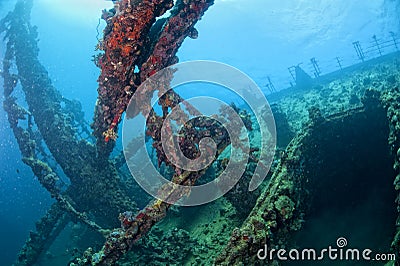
92 0 213 159
92 0 174 157
140 0 211 81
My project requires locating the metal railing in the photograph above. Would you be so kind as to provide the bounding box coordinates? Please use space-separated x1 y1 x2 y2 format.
263 31 400 94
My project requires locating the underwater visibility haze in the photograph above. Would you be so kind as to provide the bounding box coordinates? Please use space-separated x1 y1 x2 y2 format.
0 0 400 265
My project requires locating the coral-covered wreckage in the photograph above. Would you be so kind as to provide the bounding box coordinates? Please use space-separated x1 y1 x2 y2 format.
1 0 400 265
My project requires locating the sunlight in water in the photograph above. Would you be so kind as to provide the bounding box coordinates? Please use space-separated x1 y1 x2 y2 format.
38 0 113 26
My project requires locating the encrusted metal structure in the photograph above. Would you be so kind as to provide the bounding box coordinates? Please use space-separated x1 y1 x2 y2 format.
1 0 220 265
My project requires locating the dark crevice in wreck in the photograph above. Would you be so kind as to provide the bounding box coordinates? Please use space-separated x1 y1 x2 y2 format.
288 98 397 265
216 88 400 265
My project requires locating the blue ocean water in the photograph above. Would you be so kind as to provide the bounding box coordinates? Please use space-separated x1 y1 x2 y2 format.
0 0 399 265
